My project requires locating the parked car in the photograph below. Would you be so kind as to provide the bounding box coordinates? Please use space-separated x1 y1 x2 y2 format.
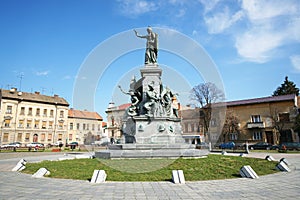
270 145 280 150
219 142 235 149
66 142 78 147
1 142 22 148
26 142 44 148
248 142 272 150
279 142 300 151
53 141 64 147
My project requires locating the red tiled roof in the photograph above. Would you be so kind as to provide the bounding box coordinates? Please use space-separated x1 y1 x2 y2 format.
117 103 131 110
68 109 103 120
102 122 107 127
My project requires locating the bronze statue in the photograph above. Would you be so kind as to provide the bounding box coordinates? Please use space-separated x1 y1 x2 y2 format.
134 27 158 64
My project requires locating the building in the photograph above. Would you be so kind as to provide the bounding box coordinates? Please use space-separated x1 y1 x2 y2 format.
105 102 130 143
215 94 299 145
179 106 203 144
0 88 69 145
68 108 105 145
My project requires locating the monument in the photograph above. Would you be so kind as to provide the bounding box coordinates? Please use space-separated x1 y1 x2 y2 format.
95 27 209 159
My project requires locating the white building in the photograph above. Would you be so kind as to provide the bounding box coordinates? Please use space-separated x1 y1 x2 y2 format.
68 108 105 145
0 88 69 146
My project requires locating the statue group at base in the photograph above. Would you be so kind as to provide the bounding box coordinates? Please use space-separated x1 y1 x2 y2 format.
94 27 210 159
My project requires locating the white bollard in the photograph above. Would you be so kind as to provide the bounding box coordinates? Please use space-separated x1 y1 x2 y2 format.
240 165 259 179
32 168 50 178
91 170 107 183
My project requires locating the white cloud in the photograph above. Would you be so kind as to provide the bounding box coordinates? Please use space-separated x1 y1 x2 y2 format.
290 55 300 72
234 0 300 63
198 0 220 14
242 0 299 21
117 0 159 17
204 7 244 34
35 70 49 76
235 29 283 63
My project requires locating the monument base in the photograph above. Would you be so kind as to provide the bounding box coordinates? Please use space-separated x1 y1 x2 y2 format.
95 144 209 159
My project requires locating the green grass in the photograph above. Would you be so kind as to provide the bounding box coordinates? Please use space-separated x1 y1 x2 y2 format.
22 154 278 181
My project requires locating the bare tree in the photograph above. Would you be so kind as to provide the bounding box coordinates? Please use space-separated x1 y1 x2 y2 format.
221 110 240 143
190 82 225 138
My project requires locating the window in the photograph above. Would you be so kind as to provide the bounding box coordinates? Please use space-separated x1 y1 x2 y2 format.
41 133 45 142
17 133 22 141
77 123 80 130
60 110 64 118
83 123 86 130
34 120 39 129
6 105 12 114
210 118 217 127
58 122 63 129
253 131 262 140
28 107 33 116
36 108 40 116
3 133 9 142
278 113 289 122
92 124 95 131
87 124 89 130
188 124 191 132
98 124 101 131
18 120 24 128
48 133 52 142
50 110 54 117
42 121 46 129
191 123 194 132
49 121 53 129
20 107 25 115
184 124 188 132
4 119 11 127
69 134 73 140
25 133 30 142
43 109 47 117
26 120 32 128
58 134 62 141
229 133 238 140
251 115 262 123
70 123 74 130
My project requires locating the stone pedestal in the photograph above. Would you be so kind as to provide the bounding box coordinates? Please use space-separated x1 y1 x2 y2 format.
95 64 209 159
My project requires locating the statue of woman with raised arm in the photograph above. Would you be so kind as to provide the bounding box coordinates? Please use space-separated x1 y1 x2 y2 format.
134 27 158 64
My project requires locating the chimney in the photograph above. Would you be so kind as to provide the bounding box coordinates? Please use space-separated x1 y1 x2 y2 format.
35 91 40 95
9 87 17 93
54 94 59 97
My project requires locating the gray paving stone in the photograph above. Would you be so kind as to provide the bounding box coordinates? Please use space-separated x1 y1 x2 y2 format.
0 152 300 199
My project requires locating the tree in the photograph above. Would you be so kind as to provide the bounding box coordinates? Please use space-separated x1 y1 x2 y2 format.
221 110 240 143
190 82 225 138
273 76 299 96
294 112 300 141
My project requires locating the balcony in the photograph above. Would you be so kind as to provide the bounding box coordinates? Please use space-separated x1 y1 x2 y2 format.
247 122 265 129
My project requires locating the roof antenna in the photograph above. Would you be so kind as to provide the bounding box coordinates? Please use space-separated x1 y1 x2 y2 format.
18 72 24 91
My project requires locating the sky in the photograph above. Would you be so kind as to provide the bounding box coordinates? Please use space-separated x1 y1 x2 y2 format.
0 0 300 119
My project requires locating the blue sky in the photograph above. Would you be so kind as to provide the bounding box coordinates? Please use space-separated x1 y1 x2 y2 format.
0 0 300 119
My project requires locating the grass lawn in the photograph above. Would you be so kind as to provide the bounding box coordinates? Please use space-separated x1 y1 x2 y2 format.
22 154 278 181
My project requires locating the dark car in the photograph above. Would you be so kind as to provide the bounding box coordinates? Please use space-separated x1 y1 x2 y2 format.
279 142 300 151
270 145 280 150
249 142 272 150
66 142 79 147
219 142 235 149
